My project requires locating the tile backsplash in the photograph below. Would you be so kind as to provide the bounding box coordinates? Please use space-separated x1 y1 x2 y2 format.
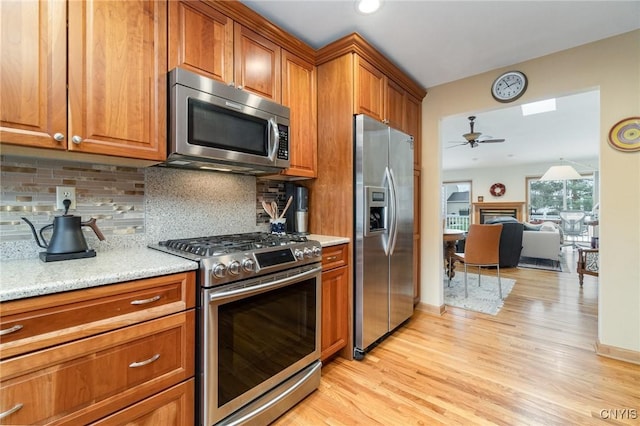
0 155 283 260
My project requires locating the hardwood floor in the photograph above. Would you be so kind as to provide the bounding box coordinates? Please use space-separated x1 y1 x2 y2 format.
276 248 640 425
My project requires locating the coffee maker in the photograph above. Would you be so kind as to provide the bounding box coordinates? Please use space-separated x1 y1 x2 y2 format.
284 184 309 234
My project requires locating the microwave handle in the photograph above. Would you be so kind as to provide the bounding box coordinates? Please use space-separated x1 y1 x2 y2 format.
267 118 280 161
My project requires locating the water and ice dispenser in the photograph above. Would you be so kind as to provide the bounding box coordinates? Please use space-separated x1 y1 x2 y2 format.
365 186 387 236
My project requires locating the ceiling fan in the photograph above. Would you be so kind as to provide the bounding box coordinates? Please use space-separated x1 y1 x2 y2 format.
448 116 506 148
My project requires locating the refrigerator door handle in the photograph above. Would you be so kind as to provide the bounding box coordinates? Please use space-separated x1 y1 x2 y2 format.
383 167 393 256
388 167 399 255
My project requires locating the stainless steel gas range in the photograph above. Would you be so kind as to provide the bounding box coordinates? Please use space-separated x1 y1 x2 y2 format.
150 232 322 425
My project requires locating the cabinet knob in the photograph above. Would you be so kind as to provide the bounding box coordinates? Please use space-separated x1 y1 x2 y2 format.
53 132 65 142
72 135 83 144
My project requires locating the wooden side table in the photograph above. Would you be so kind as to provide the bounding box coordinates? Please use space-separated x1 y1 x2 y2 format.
444 229 465 280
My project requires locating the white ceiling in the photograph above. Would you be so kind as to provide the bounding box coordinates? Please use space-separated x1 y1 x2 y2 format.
239 0 639 169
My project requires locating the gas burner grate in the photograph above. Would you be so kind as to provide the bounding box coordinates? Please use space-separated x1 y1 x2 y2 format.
158 232 308 256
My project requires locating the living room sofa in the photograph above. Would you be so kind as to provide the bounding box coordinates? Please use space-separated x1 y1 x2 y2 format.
487 217 561 263
521 225 562 262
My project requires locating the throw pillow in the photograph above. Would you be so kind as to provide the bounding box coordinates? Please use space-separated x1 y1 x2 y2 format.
539 221 557 232
523 222 542 231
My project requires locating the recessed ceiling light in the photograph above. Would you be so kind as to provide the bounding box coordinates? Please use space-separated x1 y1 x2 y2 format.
356 0 382 14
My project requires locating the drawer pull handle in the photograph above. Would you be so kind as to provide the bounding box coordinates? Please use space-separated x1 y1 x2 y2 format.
129 354 160 368
0 403 23 420
326 256 338 261
130 295 161 305
0 324 23 336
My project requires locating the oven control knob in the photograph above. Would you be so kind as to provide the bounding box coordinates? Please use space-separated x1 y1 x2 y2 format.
212 263 227 279
303 247 312 258
312 246 322 257
242 258 255 272
228 260 241 275
294 249 304 260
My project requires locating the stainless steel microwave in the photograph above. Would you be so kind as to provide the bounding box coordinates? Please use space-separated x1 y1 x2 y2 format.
165 67 290 174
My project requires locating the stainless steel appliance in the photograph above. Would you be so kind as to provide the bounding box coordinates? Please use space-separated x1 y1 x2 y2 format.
353 114 414 360
165 67 290 175
283 184 309 235
150 233 322 425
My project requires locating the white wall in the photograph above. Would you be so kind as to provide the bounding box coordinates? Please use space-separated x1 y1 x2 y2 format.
421 30 640 354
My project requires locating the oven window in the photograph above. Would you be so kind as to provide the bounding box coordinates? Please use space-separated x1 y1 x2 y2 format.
188 98 268 156
217 278 317 407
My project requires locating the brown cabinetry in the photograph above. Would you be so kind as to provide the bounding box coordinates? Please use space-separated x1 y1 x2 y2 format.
320 244 349 362
0 272 196 425
169 0 317 179
0 0 167 161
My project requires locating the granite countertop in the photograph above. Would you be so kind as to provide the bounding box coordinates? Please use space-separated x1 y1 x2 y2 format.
307 234 350 247
0 248 198 302
0 235 348 303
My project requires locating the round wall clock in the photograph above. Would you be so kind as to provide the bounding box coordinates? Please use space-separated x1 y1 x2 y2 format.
491 71 528 103
490 183 506 197
608 117 640 152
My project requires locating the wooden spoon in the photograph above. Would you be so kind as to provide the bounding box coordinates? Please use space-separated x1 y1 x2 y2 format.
279 196 293 219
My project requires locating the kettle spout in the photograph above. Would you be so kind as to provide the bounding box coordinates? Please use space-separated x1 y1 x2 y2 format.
21 217 48 248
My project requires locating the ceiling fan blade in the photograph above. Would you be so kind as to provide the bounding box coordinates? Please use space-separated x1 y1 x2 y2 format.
477 138 505 143
446 143 467 149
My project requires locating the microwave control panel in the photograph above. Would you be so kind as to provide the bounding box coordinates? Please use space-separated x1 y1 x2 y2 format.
277 124 289 160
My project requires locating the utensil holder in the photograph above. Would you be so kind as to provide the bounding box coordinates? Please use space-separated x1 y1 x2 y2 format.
270 218 286 234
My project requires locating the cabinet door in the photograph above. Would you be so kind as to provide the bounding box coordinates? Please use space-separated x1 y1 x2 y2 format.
406 94 422 169
281 50 317 178
354 55 385 122
321 266 349 362
234 24 281 101
168 0 233 84
386 79 406 131
67 0 167 161
0 0 66 149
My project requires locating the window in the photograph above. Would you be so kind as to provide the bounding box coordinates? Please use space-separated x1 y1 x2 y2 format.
527 175 595 221
442 181 471 231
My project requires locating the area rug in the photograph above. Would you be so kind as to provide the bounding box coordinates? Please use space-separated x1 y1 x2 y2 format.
444 274 516 315
518 256 568 272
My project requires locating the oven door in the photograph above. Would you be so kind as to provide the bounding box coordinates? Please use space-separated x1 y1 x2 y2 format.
201 264 321 425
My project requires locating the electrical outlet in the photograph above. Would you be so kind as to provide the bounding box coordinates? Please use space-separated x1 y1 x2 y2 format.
56 186 77 211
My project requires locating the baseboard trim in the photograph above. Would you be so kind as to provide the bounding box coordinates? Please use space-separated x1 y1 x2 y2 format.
596 340 640 365
415 302 445 316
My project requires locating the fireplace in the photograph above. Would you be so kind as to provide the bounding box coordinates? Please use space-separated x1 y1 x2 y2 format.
472 202 525 224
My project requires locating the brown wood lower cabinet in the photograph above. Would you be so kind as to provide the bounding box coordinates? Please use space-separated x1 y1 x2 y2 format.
0 272 196 425
321 243 349 363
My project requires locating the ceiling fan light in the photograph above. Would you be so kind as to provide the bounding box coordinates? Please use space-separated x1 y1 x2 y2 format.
356 0 381 14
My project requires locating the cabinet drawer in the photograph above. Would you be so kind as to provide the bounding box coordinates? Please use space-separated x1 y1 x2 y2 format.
322 244 348 271
0 310 195 425
90 379 194 425
0 272 195 359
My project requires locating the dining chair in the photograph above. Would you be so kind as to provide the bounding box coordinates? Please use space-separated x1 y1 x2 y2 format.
451 223 504 299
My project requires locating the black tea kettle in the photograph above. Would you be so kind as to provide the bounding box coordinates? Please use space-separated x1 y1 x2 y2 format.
22 200 106 262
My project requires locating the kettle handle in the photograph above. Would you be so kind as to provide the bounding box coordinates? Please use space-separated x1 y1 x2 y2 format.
82 218 106 241
39 224 54 247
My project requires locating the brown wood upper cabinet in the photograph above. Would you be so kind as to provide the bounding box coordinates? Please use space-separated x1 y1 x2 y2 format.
169 1 280 101
169 0 317 178
0 0 167 161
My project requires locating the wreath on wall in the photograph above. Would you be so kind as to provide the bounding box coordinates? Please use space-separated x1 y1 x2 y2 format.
490 183 506 197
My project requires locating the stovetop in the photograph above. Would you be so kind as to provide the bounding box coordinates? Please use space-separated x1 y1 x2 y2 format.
156 232 309 257
149 232 322 286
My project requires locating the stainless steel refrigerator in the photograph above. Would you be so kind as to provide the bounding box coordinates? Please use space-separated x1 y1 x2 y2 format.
353 114 414 359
